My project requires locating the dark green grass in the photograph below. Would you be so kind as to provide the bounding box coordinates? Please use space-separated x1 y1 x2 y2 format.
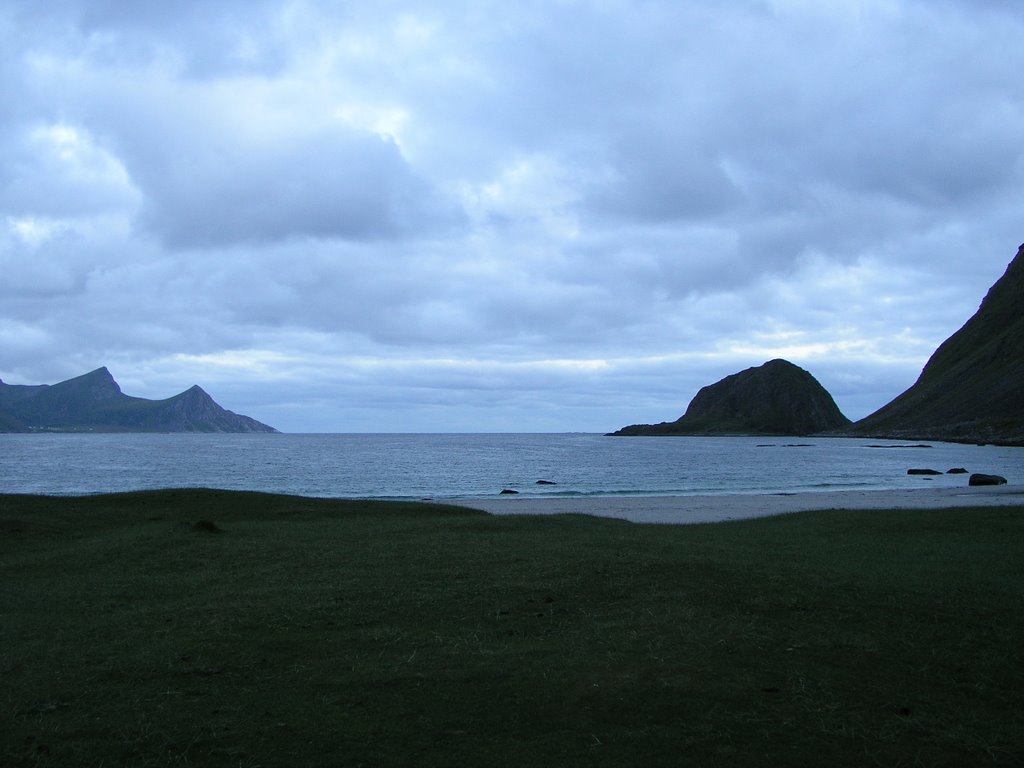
2 490 1022 767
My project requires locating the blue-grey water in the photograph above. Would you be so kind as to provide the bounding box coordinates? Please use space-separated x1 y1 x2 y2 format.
0 433 1020 500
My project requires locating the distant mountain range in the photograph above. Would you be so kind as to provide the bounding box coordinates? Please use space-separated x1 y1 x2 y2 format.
0 367 278 433
611 242 1024 445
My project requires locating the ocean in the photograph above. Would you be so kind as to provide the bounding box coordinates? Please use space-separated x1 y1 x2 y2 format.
0 433 1020 500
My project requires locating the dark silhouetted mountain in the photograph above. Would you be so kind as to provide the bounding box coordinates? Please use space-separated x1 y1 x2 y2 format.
0 367 278 433
610 359 850 436
845 243 1024 445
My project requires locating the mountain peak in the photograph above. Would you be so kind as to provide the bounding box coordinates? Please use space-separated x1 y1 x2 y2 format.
46 366 123 402
610 359 849 436
0 369 277 433
76 366 122 395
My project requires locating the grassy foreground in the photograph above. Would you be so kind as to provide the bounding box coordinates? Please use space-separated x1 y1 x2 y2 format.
1 490 1022 767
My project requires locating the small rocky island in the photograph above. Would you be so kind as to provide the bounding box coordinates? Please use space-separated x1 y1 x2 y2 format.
609 359 850 436
0 367 278 433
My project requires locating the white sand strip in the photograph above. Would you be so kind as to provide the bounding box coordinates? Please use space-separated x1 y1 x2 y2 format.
454 485 1024 525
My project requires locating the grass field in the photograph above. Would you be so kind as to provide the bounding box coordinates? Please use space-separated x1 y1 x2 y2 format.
2 489 1022 767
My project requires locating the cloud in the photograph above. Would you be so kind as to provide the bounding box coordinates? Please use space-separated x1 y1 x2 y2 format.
123 119 462 248
51 71 464 248
1 0 1022 431
8 0 289 77
0 123 138 220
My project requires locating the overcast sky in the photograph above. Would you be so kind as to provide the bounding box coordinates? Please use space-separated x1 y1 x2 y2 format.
1 0 1022 432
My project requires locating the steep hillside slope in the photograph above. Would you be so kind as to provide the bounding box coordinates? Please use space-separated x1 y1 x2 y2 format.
848 243 1024 445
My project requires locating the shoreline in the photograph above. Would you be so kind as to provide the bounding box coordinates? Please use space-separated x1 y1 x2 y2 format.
455 484 1024 524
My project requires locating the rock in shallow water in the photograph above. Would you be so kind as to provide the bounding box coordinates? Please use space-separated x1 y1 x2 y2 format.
969 473 1008 486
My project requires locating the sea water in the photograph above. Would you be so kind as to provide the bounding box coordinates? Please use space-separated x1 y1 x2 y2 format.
0 433 1020 500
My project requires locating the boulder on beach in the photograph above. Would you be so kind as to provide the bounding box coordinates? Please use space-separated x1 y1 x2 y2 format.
969 473 1008 486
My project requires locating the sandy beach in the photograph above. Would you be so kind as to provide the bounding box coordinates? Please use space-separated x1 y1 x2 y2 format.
457 484 1024 524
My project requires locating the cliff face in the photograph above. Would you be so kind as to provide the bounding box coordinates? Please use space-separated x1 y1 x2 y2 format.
847 243 1024 445
0 368 278 433
611 359 850 436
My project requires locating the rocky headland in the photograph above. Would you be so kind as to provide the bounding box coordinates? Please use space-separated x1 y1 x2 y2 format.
609 359 850 436
611 242 1023 445
0 367 278 433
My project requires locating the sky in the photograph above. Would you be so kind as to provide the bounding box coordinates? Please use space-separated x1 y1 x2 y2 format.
1 0 1022 433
